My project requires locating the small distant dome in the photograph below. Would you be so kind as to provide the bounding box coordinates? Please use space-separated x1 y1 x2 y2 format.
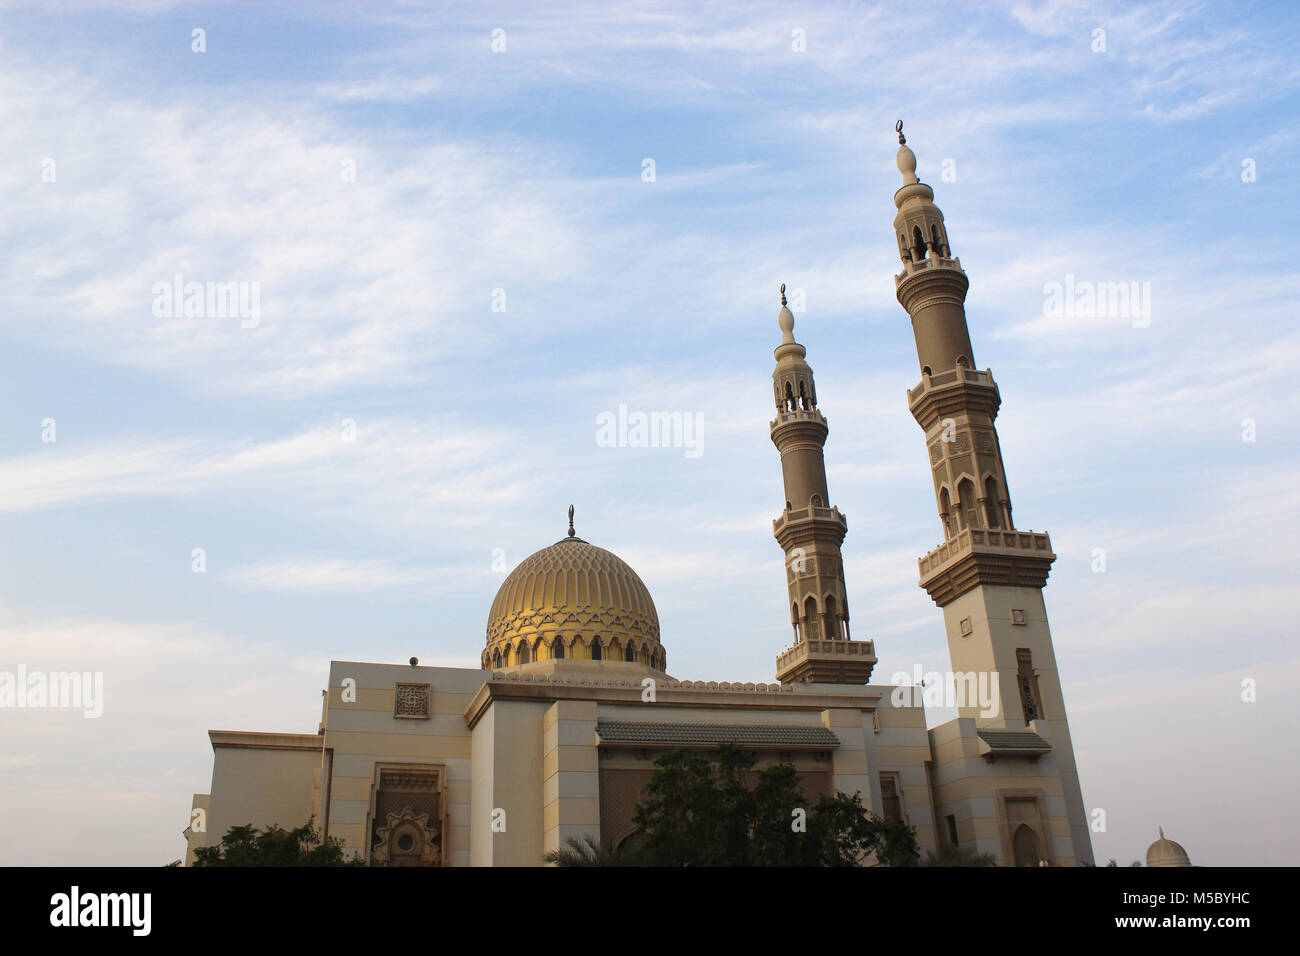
1145 827 1191 867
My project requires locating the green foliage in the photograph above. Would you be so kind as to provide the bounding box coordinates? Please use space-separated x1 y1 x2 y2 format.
544 835 647 867
191 819 363 866
577 743 922 867
921 843 998 867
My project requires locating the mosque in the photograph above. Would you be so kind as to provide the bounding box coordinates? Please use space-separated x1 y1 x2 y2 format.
184 128 1122 867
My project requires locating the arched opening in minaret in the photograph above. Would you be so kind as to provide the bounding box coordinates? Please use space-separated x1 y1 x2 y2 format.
810 494 823 507
956 355 970 368
803 595 819 640
939 488 953 538
984 477 1002 528
922 365 932 377
823 595 842 640
798 381 809 409
912 225 928 260
957 478 977 530
791 603 801 641
590 637 602 660
931 223 946 258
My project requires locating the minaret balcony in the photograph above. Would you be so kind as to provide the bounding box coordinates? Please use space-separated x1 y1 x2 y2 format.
907 365 1002 429
775 636 877 686
907 363 993 402
769 407 828 435
772 505 848 545
894 254 964 288
917 527 1056 605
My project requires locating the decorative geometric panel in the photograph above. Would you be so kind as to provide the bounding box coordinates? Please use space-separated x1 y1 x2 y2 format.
394 683 430 718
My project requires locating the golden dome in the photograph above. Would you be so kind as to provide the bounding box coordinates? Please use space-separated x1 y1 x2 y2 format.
483 532 664 671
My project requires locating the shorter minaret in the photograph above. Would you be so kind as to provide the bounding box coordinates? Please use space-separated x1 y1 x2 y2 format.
769 286 876 684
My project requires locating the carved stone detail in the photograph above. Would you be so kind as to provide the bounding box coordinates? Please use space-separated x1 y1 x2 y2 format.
394 682 430 718
371 806 441 866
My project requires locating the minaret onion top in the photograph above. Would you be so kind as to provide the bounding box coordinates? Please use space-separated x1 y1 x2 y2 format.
893 120 935 209
896 120 919 186
774 283 807 365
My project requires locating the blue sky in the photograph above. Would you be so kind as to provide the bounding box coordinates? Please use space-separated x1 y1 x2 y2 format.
1 0 1298 866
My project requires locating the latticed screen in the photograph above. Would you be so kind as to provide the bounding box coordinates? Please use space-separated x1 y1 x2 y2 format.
370 768 442 858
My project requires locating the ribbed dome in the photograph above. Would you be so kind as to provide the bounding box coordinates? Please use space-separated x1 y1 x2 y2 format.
1145 828 1191 867
483 536 664 671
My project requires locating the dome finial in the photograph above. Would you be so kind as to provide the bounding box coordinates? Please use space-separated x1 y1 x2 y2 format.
567 504 575 538
778 283 796 344
1159 826 1165 839
896 119 905 145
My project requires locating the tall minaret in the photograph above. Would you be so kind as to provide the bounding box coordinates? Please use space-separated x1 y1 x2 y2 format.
891 123 1093 863
770 285 876 685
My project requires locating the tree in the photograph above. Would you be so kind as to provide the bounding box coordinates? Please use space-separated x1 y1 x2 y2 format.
191 819 362 866
574 743 921 867
921 844 997 867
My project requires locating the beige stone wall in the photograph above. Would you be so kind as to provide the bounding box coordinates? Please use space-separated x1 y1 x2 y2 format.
323 661 487 866
936 585 1094 865
205 732 322 853
468 697 549 865
928 716 1086 865
543 700 600 858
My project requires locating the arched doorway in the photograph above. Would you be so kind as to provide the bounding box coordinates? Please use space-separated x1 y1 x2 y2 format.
1012 824 1040 867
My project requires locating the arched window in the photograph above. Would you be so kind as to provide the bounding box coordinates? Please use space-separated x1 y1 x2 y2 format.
625 643 636 663
804 595 819 639
590 638 602 661
492 649 502 669
784 382 795 411
922 365 932 377
518 642 530 665
984 477 1002 529
798 381 809 409
939 488 953 538
552 637 565 660
956 355 970 368
810 494 823 507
